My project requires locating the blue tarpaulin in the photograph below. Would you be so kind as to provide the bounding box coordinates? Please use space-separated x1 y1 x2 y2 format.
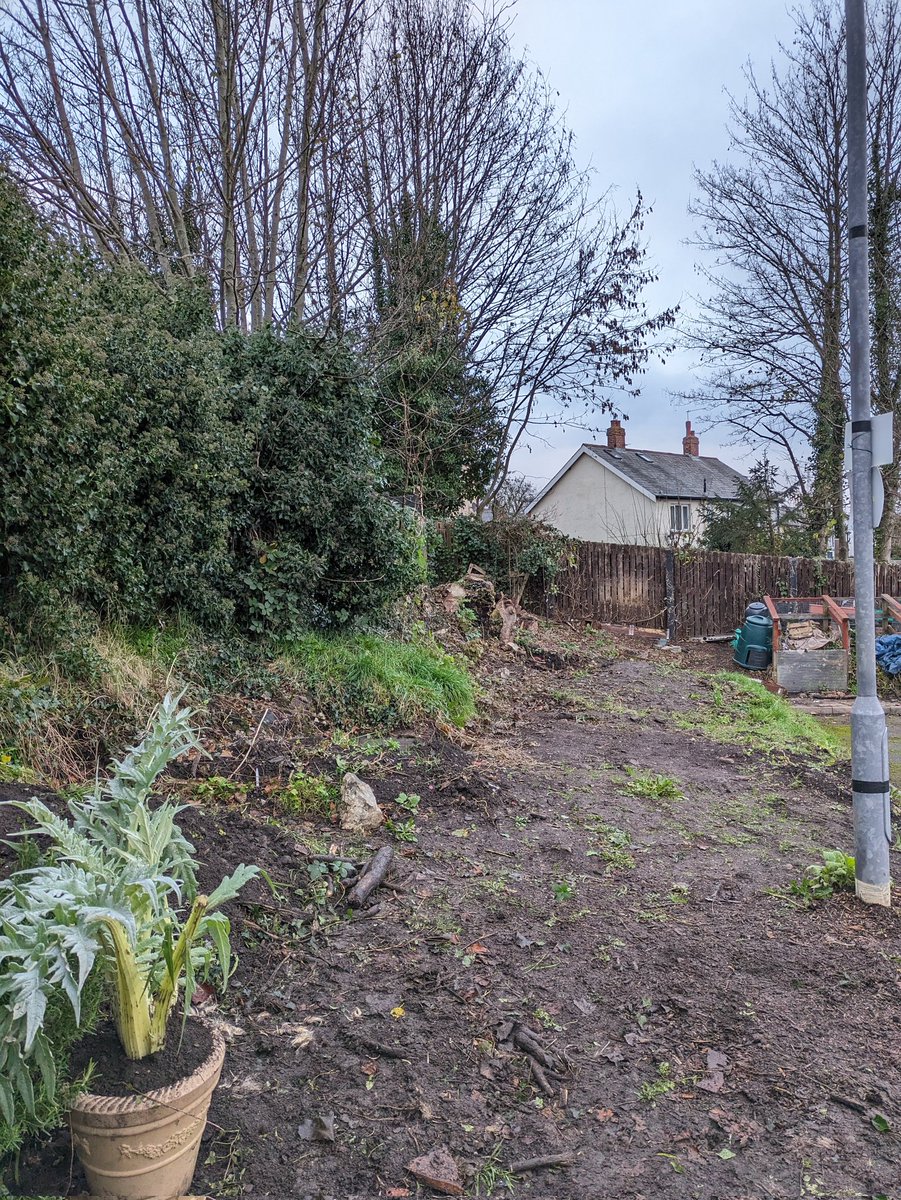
875 634 901 675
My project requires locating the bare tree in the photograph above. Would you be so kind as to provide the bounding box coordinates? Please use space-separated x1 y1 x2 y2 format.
493 473 535 518
868 0 901 556
687 0 901 559
0 0 365 328
1 0 673 495
351 0 674 503
686 1 848 555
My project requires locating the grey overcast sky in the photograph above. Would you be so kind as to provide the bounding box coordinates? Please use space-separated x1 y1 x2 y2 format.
506 0 798 489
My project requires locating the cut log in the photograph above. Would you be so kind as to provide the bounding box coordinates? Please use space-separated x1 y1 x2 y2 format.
346 845 395 909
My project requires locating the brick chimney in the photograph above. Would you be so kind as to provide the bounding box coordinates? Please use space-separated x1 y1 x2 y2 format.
606 418 626 449
682 419 699 456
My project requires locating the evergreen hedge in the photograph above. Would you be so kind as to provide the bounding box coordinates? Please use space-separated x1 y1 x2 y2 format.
0 172 417 639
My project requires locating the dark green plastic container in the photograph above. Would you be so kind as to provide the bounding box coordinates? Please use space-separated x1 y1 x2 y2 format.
733 602 773 670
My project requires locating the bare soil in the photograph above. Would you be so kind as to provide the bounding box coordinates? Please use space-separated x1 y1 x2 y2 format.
4 625 901 1200
68 1018 214 1098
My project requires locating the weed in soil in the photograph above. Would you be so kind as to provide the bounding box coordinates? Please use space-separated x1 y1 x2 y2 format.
275 769 337 818
788 848 857 905
623 767 683 801
638 1062 677 1104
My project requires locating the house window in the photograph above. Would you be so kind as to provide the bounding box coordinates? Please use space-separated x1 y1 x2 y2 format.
670 504 691 532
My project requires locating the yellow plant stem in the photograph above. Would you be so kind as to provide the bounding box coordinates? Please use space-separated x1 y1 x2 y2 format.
102 919 153 1061
149 895 208 1054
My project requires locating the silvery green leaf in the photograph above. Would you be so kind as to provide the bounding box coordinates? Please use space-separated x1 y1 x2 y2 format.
206 864 259 910
9 966 47 1052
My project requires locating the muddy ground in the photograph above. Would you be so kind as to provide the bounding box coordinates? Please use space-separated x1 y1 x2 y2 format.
4 625 901 1200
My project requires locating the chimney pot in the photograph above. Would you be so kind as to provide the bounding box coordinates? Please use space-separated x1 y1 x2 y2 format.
683 420 699 456
606 418 626 450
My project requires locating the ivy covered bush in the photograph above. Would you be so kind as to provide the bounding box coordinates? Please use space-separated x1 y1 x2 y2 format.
224 328 419 634
0 170 416 639
430 514 572 601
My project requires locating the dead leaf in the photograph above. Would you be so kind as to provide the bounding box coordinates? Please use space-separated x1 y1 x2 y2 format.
191 982 216 1007
386 1190 411 1198
406 1146 464 1196
697 1072 724 1093
272 1022 315 1049
596 1108 615 1122
698 1049 729 1092
233 1076 267 1096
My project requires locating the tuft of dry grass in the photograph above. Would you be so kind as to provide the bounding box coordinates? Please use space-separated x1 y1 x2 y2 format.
0 627 191 784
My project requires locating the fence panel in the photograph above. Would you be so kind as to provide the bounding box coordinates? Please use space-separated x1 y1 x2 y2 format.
534 541 901 637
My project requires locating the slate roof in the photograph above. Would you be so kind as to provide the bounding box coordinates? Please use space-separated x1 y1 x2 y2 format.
583 445 746 500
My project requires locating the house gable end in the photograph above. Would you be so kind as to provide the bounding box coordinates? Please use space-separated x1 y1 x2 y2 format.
526 446 656 514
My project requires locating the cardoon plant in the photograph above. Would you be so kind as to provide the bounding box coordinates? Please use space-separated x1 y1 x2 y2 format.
0 695 256 1123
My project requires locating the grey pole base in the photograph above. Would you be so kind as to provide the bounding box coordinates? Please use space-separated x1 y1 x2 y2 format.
851 694 892 907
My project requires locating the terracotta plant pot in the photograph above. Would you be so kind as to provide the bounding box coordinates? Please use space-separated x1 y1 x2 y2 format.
69 1023 226 1200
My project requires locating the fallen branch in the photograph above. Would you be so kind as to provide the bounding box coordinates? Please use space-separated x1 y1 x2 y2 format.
509 1152 575 1174
513 1026 555 1069
227 708 270 780
347 846 395 909
526 1057 555 1097
829 1093 868 1114
307 853 365 867
340 1029 410 1060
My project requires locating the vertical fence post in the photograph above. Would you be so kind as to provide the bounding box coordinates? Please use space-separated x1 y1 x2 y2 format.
664 547 678 643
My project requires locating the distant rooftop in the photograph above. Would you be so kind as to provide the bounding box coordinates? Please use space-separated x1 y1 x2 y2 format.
583 444 745 501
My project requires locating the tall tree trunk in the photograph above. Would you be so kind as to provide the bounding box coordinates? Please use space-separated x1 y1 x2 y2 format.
211 0 240 327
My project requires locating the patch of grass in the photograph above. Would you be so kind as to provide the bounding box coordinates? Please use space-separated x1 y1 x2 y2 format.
585 817 636 870
331 731 402 775
680 673 845 762
586 627 619 658
638 1061 677 1103
0 629 178 781
598 696 648 720
550 689 596 712
471 1143 516 1196
623 768 683 801
282 632 475 729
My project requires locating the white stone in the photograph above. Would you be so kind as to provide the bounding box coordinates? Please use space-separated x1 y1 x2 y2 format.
339 773 384 834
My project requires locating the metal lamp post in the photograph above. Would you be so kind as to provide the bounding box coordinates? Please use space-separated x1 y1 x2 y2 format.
846 0 892 905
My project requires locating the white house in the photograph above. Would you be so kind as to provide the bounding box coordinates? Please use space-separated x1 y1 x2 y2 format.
526 420 747 546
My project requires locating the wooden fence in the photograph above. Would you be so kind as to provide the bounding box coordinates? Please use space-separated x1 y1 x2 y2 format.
529 541 901 639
